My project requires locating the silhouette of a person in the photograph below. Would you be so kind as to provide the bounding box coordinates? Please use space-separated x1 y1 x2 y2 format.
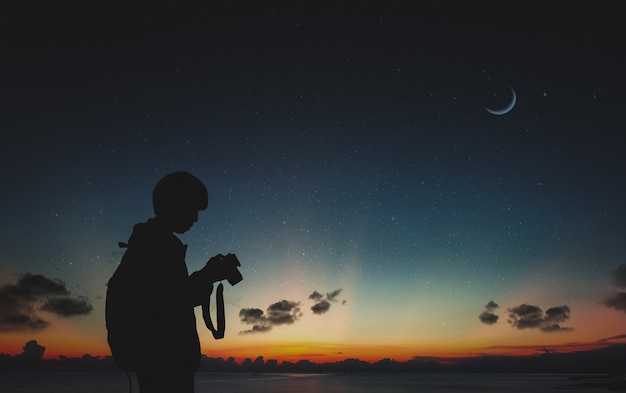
106 171 231 393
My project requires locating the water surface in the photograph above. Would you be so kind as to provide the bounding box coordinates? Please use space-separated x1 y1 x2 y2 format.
1 371 616 393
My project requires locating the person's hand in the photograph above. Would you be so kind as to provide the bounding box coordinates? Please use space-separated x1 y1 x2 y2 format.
202 254 228 282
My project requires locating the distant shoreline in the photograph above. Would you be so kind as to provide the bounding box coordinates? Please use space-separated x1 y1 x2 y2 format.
3 342 626 374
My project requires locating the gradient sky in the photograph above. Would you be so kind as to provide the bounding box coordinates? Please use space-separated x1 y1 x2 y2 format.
1 5 625 363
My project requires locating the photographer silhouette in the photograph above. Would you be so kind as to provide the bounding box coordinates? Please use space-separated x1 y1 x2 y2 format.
106 171 242 393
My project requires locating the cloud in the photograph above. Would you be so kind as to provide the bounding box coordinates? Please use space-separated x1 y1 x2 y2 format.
0 273 93 332
544 305 571 324
479 311 499 325
239 288 346 333
239 324 272 334
311 300 331 315
540 324 572 333
309 288 344 315
601 265 626 314
610 264 626 288
239 300 302 334
485 300 499 312
3 273 69 301
478 300 499 325
266 300 302 325
507 304 544 329
507 304 572 332
602 292 626 313
239 308 265 325
308 291 323 301
40 296 94 317
327 289 342 302
597 334 626 342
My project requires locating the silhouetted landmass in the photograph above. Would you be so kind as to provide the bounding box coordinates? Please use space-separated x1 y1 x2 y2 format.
2 340 626 375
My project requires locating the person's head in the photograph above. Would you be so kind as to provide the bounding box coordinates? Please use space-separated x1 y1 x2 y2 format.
152 171 208 233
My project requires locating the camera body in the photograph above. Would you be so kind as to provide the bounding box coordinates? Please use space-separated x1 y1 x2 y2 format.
220 253 243 286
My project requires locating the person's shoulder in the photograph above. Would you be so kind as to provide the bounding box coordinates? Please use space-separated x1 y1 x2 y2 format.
129 219 182 249
127 220 161 245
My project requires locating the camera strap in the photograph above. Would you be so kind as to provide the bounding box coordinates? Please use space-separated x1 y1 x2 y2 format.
202 283 225 339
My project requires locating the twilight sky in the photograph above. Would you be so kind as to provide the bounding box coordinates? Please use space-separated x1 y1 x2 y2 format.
1 5 625 362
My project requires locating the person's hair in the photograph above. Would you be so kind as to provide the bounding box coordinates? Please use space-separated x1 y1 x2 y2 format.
152 171 208 215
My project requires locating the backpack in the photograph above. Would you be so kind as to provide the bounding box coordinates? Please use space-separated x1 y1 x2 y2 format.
105 241 141 371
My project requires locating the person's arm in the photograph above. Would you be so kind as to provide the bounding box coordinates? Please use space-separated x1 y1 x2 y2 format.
188 254 231 307
188 271 211 307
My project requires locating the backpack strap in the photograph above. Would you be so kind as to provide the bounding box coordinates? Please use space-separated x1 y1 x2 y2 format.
202 283 225 339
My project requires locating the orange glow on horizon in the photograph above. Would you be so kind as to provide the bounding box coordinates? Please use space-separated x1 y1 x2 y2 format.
1 336 615 362
4 330 626 363
197 336 626 364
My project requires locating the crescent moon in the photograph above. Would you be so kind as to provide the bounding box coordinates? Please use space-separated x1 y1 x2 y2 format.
485 86 517 115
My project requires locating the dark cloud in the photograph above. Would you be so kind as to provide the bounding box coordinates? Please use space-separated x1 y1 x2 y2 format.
327 289 342 302
0 303 49 332
239 308 265 324
602 292 626 313
239 289 346 333
266 300 302 325
479 311 499 325
309 288 344 315
479 300 500 325
540 324 573 333
601 265 626 314
2 273 69 301
40 296 94 317
508 304 544 329
544 306 571 324
239 324 273 335
0 273 93 332
507 304 572 332
485 300 499 312
311 300 331 315
238 300 302 334
308 291 323 301
598 334 626 342
610 264 626 288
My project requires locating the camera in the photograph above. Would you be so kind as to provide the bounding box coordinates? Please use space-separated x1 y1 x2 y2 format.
223 253 243 286
203 253 243 286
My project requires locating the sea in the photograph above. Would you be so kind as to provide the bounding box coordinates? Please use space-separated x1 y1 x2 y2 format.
1 372 619 393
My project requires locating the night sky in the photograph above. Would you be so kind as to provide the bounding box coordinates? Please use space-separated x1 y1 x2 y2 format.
1 5 625 362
